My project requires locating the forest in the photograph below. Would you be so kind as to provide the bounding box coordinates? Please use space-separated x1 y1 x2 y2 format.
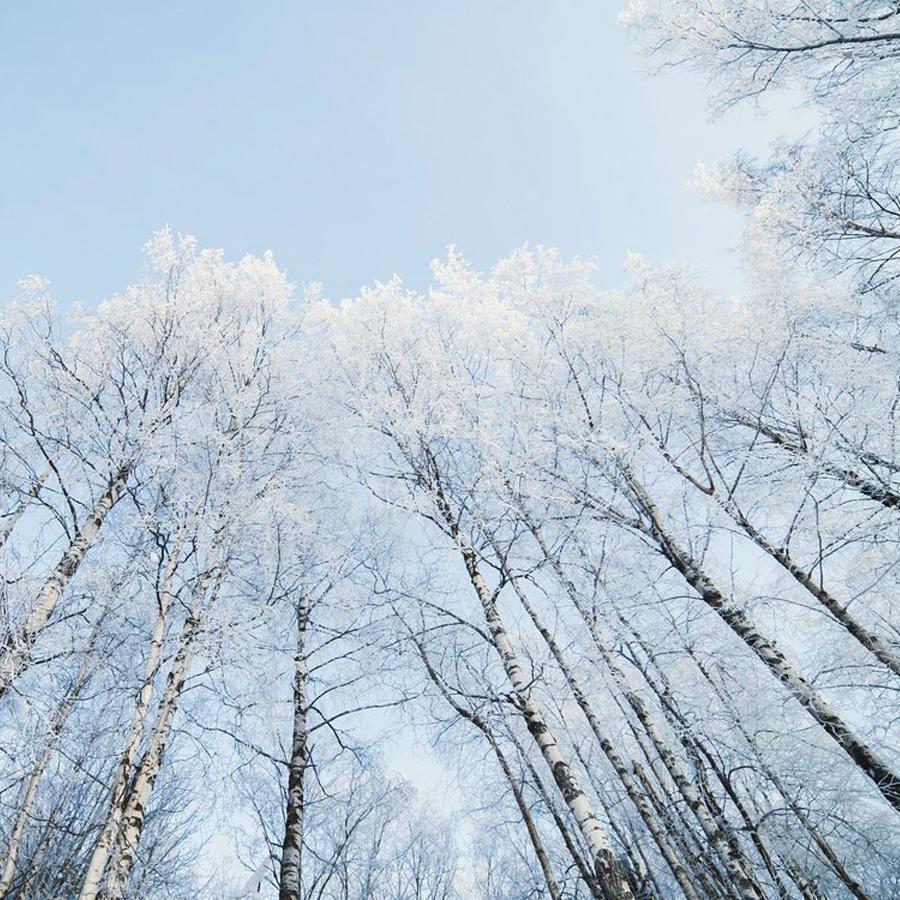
2 2 900 898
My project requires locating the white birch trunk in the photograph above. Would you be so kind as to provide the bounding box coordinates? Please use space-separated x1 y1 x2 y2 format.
422 462 635 895
0 463 53 552
103 565 223 899
720 496 900 678
412 634 565 900
0 462 131 697
278 593 310 900
647 420 900 679
78 529 186 900
687 391 900 511
102 609 201 899
487 737 564 900
624 467 900 812
687 646 871 900
521 519 763 899
441 521 634 895
0 636 94 899
518 736 619 900
507 575 707 900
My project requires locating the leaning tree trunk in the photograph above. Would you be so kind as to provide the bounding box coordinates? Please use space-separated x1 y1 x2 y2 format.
0 377 199 700
720 495 900 679
485 734 564 900
683 388 900 512
730 409 900 512
0 627 97 899
412 634 564 900
518 514 763 898
278 593 310 900
0 462 131 698
465 558 632 896
623 466 900 813
520 734 609 900
428 480 635 899
619 627 788 898
647 424 900 681
79 527 186 900
103 564 224 899
0 463 53 552
102 607 202 898
505 572 706 900
684 645 871 900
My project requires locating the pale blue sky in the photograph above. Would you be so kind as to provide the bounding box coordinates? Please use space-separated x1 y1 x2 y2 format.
1 2 804 302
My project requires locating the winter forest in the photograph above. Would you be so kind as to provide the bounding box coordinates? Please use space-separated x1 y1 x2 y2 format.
2 2 900 898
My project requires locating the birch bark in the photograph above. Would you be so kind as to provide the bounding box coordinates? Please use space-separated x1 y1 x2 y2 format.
278 592 310 900
0 633 95 899
0 462 131 698
0 463 53 552
429 480 635 899
102 566 224 899
685 646 871 900
505 573 706 900
517 735 608 900
411 635 564 900
102 609 201 898
644 415 900 678
78 527 187 900
676 388 900 512
518 514 763 898
623 467 900 812
720 497 900 678
465 552 632 895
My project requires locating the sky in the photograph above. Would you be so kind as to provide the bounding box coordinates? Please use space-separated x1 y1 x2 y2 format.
0 2 811 306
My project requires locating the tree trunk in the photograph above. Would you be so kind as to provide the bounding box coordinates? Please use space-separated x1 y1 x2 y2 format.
411 620 583 899
0 463 53 552
103 564 223 899
521 736 607 900
0 462 131 697
650 428 900 679
278 593 310 900
432 486 634 898
79 528 186 900
617 631 783 898
688 388 900 511
630 760 733 900
102 608 201 898
488 736 564 900
623 466 900 813
471 573 630 891
506 573 706 900
0 631 96 899
685 646 871 900
722 497 900 678
519 514 763 898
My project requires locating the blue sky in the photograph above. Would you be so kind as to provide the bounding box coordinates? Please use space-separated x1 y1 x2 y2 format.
1 2 805 303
